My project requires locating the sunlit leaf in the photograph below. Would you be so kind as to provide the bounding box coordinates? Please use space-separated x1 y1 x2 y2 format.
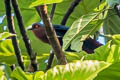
112 34 120 45
0 32 15 41
30 0 63 8
0 66 7 80
0 39 16 65
11 61 110 80
45 60 110 80
11 67 33 80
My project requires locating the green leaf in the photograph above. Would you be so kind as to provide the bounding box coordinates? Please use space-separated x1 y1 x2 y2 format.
29 0 63 8
63 12 102 51
95 62 120 80
65 51 88 62
11 67 34 80
11 61 110 80
112 34 120 45
71 19 103 52
103 9 120 42
45 60 110 80
0 71 7 80
34 71 44 80
11 67 44 80
3 64 12 79
0 32 15 41
0 39 16 65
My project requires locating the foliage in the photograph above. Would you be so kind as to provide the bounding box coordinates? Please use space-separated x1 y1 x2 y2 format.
0 32 16 65
9 36 120 80
11 60 111 80
0 0 120 80
0 0 104 54
63 12 103 51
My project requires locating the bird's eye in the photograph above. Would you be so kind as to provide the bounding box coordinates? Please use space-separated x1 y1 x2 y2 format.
33 24 40 29
32 23 40 30
35 25 39 28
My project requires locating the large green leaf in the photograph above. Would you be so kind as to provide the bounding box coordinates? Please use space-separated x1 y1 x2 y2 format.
30 0 63 7
45 60 110 80
63 12 102 51
11 60 110 80
94 62 120 80
71 19 103 52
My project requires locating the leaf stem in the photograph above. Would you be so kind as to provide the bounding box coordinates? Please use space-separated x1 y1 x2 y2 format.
61 0 82 25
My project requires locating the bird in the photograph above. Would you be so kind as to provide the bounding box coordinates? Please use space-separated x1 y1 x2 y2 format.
27 22 102 53
27 22 69 46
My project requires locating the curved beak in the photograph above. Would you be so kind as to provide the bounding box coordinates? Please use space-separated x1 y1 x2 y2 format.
26 25 33 30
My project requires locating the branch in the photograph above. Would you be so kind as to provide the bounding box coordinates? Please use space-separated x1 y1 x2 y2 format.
11 0 38 71
40 5 67 65
61 0 82 25
45 4 56 70
4 0 24 70
35 4 56 70
35 3 56 21
35 6 41 17
10 65 15 71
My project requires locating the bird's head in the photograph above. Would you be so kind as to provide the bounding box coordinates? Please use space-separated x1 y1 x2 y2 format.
27 22 49 43
27 22 44 31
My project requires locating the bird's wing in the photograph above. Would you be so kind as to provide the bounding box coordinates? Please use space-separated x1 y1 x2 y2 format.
53 25 69 37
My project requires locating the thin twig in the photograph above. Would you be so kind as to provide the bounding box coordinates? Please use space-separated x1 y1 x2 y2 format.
50 3 56 20
61 0 82 25
35 4 57 70
11 0 38 71
40 5 67 64
4 0 24 70
45 50 54 71
35 6 41 17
